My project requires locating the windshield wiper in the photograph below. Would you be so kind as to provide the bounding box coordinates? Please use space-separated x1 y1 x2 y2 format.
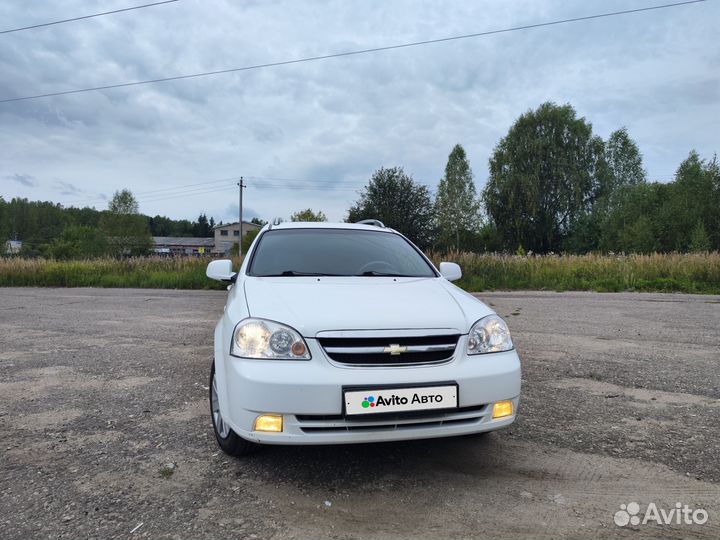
264 270 343 277
355 271 420 277
262 270 421 277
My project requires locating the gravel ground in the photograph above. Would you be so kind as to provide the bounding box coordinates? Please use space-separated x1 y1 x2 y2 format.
0 288 719 539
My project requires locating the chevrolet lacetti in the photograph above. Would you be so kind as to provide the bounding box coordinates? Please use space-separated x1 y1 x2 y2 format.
206 220 521 456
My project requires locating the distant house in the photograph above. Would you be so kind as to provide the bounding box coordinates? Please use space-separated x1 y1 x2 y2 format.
213 221 262 255
4 240 22 255
152 237 215 257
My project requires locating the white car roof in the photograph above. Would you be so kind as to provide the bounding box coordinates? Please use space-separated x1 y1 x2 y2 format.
266 221 396 233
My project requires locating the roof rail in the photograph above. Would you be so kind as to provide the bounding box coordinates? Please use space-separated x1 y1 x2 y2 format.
355 219 385 228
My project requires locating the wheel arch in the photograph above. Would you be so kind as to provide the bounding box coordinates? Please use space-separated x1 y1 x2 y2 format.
213 317 233 423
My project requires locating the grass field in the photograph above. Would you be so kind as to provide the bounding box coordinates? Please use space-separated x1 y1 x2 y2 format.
0 257 231 290
442 252 720 294
1 253 719 294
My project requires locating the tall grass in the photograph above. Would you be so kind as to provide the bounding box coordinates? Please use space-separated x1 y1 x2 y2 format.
0 253 719 294
429 252 720 294
0 257 236 290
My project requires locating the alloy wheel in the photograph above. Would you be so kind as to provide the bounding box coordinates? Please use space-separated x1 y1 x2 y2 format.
211 372 231 438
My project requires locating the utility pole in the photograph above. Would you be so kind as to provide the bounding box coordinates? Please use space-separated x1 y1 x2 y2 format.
238 177 245 257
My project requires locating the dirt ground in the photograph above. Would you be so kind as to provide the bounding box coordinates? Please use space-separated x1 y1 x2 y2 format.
1 288 719 539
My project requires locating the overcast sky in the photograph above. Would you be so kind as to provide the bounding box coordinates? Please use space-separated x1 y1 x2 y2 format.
1 0 718 223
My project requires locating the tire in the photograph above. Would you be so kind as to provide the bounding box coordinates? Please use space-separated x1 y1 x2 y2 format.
209 361 257 457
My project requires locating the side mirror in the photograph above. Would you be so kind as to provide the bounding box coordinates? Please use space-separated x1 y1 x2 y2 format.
439 262 462 282
207 259 236 282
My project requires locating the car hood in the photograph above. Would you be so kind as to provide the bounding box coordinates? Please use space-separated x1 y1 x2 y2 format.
241 277 494 337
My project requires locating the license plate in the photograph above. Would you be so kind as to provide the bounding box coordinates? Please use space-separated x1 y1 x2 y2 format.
344 384 458 415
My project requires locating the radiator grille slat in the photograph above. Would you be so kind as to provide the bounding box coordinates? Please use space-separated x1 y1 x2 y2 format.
318 333 460 366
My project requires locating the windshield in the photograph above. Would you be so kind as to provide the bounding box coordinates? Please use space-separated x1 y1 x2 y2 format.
248 229 437 277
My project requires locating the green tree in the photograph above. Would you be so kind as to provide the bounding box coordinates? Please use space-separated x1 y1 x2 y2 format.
619 215 658 254
569 127 648 253
0 196 9 245
243 229 260 252
483 102 606 253
192 213 213 237
605 128 646 192
65 206 102 228
3 198 70 253
229 229 261 256
563 212 601 254
290 208 328 222
659 151 719 251
108 189 139 214
705 155 720 249
347 167 434 248
689 221 711 252
47 226 109 259
435 144 481 251
148 215 176 236
1 195 229 253
476 223 502 252
599 183 666 253
598 151 720 254
100 190 152 257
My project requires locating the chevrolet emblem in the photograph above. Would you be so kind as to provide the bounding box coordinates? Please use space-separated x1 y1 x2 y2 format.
384 343 407 355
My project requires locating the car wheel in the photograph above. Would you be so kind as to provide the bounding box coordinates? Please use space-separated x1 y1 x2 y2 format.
209 361 257 457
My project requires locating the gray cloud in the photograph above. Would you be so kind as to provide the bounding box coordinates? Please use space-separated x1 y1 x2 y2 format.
53 179 83 196
5 173 36 187
0 0 718 222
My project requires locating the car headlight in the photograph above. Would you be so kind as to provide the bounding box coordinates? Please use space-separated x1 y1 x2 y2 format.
231 318 311 360
467 314 514 354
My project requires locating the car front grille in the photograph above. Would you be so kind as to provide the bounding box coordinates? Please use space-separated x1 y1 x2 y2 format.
317 333 460 366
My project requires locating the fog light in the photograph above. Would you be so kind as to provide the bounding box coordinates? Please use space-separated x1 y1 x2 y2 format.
492 400 514 419
254 414 283 432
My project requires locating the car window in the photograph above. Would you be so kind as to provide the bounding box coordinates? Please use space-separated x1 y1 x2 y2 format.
248 229 437 277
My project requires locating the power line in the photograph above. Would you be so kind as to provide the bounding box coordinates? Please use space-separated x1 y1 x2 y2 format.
55 169 437 208
0 0 705 104
249 182 362 190
245 175 354 185
141 182 364 202
65 179 432 207
60 180 363 208
133 176 237 196
135 185 238 203
69 183 236 207
66 176 362 206
114 184 359 210
60 180 226 206
0 0 180 35
62 176 238 206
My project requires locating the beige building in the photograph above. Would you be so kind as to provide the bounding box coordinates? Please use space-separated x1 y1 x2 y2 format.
213 221 262 255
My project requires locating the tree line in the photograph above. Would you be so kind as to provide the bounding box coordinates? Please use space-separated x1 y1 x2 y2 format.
2 101 717 258
0 190 219 258
346 102 719 253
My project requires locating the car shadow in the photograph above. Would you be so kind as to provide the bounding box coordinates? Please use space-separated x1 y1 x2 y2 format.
239 432 507 491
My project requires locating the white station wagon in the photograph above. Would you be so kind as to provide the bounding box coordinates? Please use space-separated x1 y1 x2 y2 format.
206 220 521 456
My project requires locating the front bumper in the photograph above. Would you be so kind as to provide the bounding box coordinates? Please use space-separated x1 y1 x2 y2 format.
215 336 521 445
